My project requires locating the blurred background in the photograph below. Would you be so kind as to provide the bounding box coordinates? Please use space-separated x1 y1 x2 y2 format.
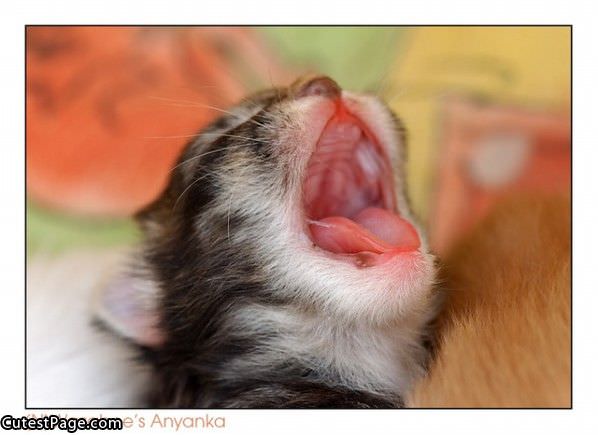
26 26 571 256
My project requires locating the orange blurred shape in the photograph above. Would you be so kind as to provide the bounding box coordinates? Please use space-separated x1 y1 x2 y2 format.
26 26 285 217
430 98 571 254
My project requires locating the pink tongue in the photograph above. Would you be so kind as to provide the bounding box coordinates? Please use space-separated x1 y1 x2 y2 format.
309 207 420 255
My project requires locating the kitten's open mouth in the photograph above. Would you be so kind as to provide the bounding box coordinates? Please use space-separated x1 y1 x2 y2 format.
303 103 420 267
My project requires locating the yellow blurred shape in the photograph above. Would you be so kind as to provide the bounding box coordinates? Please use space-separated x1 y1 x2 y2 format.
388 26 571 220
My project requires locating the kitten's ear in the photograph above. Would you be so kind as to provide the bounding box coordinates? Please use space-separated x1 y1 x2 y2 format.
95 271 165 347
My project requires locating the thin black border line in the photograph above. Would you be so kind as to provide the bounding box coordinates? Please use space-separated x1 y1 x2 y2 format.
24 24 28 412
569 24 573 410
24 24 573 411
24 24 573 27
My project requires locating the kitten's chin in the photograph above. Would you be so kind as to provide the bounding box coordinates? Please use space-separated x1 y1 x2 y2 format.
272 237 436 325
325 250 436 325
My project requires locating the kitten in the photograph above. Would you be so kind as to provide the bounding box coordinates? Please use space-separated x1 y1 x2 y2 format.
96 76 440 408
408 195 571 407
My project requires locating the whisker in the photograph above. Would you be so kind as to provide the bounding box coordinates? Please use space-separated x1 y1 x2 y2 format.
172 171 215 211
170 149 225 173
383 86 406 104
148 95 222 107
170 141 269 173
268 68 283 103
148 96 271 130
145 133 205 139
226 171 249 243
145 133 270 143
227 185 235 242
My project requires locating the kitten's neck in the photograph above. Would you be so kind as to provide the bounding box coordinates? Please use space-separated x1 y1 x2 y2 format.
223 304 431 399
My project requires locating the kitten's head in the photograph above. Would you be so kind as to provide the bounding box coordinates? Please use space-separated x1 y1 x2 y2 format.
100 76 436 349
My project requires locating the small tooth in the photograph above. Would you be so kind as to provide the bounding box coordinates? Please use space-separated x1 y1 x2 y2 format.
356 143 381 178
334 122 360 138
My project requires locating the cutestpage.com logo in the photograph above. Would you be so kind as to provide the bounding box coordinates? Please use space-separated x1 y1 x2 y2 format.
1 414 123 433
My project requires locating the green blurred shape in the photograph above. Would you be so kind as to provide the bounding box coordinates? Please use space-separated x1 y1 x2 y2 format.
260 27 407 91
27 201 139 254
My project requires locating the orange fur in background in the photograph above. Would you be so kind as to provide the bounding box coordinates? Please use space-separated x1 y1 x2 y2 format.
409 195 571 408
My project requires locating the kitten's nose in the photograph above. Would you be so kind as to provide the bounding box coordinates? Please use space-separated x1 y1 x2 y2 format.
294 76 341 99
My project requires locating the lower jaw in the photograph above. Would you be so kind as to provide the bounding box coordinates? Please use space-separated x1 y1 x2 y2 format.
350 249 421 267
310 242 423 268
